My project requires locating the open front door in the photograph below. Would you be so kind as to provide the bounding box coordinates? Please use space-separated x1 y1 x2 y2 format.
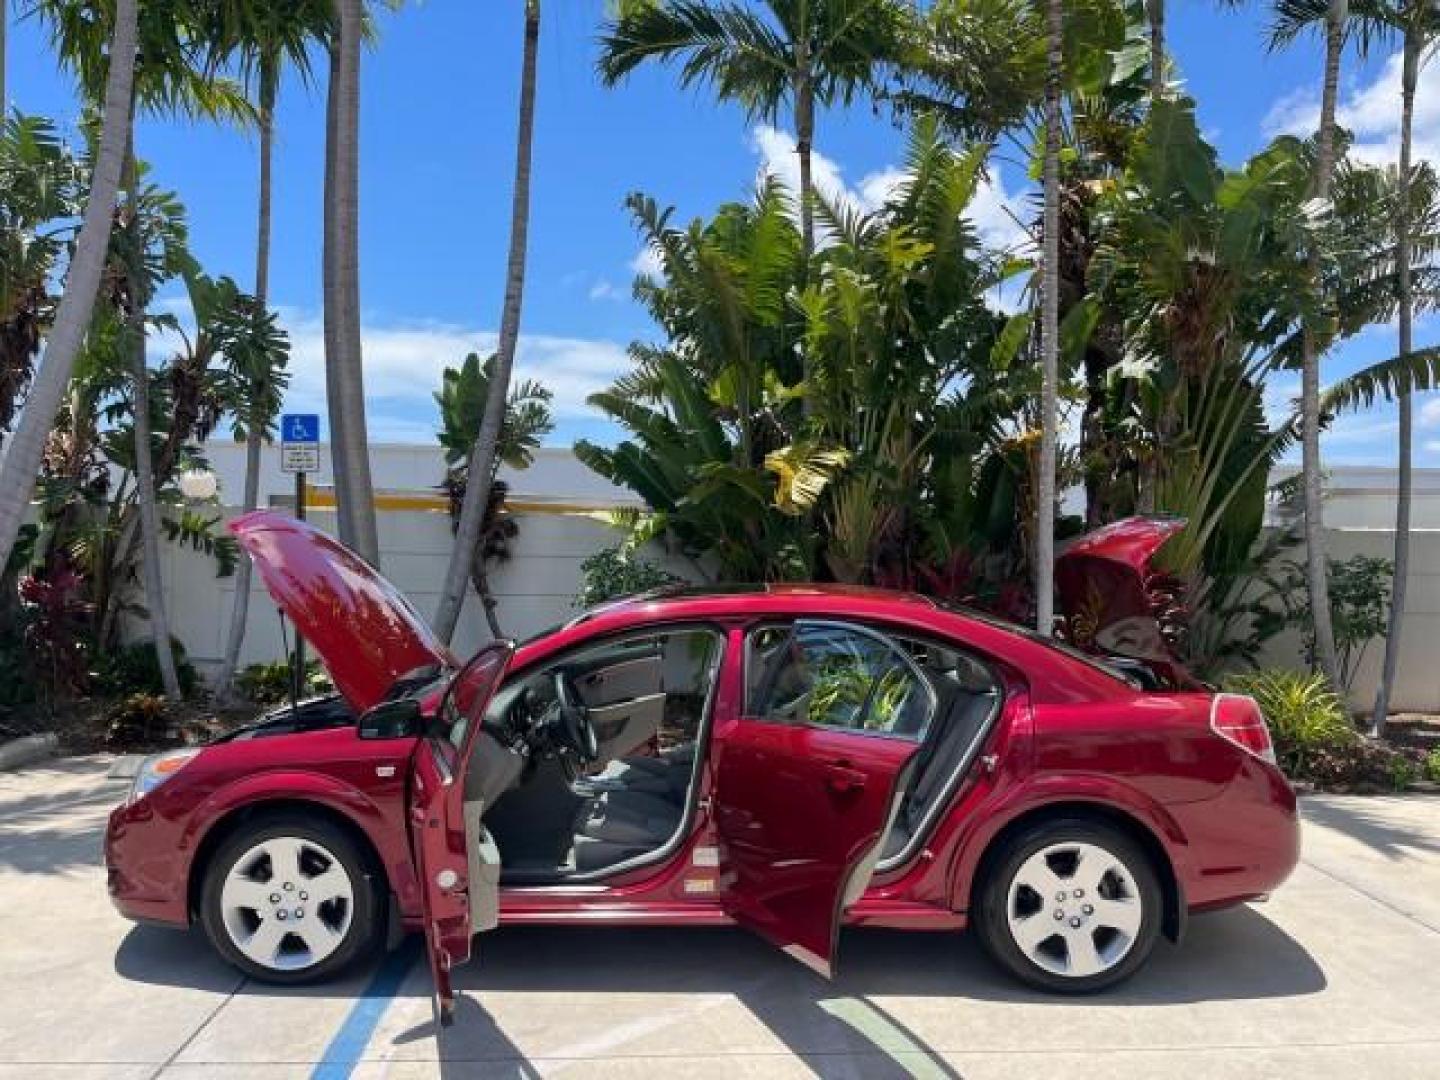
713 622 924 977
408 642 513 1025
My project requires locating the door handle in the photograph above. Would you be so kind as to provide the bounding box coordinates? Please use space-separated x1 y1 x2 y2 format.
824 760 868 793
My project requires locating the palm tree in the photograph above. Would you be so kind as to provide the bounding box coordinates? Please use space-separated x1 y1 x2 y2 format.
1370 0 1438 732
32 0 250 701
123 147 184 701
433 0 540 644
201 0 334 700
435 352 553 637
0 0 136 581
1036 0 1062 635
597 0 911 266
1247 0 1354 685
324 0 379 565
1147 0 1166 102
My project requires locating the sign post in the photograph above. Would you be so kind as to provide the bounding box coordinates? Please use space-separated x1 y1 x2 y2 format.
280 414 320 704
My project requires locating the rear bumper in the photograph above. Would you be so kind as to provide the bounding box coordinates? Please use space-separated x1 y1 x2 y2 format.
1173 756 1301 911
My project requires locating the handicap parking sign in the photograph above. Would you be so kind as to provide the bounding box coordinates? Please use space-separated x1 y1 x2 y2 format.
280 413 321 474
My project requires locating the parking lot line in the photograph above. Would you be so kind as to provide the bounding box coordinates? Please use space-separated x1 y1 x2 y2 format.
310 938 420 1080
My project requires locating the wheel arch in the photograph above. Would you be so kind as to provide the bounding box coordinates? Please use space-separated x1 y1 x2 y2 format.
959 798 1187 943
185 796 391 924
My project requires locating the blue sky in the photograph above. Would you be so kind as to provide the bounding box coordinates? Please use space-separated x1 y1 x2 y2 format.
10 1 1438 464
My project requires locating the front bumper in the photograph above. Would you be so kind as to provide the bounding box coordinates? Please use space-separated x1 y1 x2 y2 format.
105 799 191 928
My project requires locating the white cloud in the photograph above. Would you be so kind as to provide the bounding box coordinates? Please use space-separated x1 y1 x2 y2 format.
630 245 664 279
269 310 628 440
749 124 1033 258
1263 51 1440 168
1420 397 1440 429
588 278 624 302
750 124 853 207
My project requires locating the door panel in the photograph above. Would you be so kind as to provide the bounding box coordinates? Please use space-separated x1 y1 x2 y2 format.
408 642 513 1024
589 693 667 763
713 719 917 977
573 655 663 707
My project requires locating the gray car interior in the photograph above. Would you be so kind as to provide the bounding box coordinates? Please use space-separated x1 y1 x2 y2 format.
467 628 720 882
462 620 999 889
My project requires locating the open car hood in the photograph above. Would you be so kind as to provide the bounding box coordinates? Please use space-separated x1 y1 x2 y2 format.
229 511 456 712
1055 517 1189 675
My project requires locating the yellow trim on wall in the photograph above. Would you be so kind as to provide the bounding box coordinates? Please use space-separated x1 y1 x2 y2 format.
302 488 632 516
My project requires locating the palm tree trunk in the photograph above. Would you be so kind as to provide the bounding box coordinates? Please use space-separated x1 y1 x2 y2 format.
1036 0 1062 636
434 0 540 644
795 65 816 418
214 60 277 703
1146 0 1164 102
1301 0 1347 688
0 0 136 574
795 71 815 262
122 132 182 704
1371 30 1420 735
324 0 379 565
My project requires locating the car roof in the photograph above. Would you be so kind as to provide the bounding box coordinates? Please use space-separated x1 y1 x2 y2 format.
564 582 938 629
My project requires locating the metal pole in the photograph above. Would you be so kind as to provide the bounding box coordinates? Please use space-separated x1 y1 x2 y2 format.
293 470 306 702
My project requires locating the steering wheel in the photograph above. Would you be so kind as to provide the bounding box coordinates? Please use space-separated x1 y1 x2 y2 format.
553 671 599 765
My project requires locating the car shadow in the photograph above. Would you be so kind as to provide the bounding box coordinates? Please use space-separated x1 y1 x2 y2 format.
115 904 1324 1077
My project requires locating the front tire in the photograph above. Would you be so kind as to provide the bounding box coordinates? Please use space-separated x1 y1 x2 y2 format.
200 814 383 984
975 818 1162 993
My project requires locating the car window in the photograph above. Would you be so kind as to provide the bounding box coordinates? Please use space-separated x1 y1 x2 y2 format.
748 622 934 739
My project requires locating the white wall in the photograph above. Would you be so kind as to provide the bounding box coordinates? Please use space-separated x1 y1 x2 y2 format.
148 445 1440 714
158 505 693 676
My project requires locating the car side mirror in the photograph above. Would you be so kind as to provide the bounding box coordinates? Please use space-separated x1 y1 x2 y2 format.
358 698 423 740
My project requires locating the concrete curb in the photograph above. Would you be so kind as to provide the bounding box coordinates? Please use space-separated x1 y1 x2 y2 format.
0 733 60 772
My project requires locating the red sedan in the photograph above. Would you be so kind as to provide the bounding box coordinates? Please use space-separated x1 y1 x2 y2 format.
105 512 1298 1017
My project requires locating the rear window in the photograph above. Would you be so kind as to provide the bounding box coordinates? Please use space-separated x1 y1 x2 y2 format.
941 604 1142 689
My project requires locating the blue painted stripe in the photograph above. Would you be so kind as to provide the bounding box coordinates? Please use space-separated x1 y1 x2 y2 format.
311 938 421 1080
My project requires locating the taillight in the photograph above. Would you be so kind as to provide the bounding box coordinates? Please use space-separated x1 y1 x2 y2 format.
1210 693 1276 765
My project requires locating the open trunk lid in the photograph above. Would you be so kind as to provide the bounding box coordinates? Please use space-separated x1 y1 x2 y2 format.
229 511 456 712
1055 517 1196 688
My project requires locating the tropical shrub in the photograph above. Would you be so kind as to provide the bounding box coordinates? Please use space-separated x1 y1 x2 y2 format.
1303 739 1422 794
1222 669 1354 778
236 659 333 706
92 639 199 699
1425 749 1440 784
1224 668 1425 791
104 694 172 750
576 546 685 607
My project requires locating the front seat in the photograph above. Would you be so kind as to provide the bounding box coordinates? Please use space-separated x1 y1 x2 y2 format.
573 742 696 804
572 786 684 872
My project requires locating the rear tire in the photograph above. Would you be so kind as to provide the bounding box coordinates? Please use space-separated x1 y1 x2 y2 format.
974 817 1161 993
200 813 383 984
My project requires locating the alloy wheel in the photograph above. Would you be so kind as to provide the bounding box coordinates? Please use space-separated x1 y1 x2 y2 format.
1004 840 1143 978
219 836 355 972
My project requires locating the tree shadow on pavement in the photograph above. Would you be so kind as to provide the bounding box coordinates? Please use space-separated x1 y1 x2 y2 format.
0 778 128 875
1301 796 1440 862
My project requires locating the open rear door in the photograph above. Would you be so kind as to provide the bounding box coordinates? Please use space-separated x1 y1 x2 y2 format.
713 719 916 977
408 642 513 1025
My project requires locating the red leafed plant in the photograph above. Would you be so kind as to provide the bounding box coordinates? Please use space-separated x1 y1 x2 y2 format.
18 565 93 703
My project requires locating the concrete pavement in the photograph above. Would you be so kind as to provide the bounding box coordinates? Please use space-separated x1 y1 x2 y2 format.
1 757 1436 1079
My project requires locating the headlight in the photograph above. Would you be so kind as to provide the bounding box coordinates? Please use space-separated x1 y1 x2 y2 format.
129 748 202 802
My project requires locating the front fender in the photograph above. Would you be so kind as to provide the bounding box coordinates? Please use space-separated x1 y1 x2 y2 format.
944 772 1192 913
180 769 408 914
